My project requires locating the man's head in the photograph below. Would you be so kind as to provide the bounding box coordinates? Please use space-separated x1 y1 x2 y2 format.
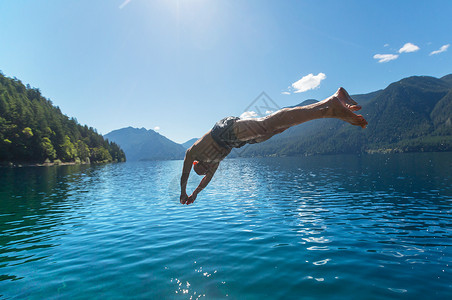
193 161 214 175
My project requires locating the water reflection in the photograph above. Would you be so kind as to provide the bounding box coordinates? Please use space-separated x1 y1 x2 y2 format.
0 165 94 277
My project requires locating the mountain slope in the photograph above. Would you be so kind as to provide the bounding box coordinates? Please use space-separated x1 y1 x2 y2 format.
440 74 452 87
352 89 383 105
104 127 186 161
181 138 199 150
431 89 452 134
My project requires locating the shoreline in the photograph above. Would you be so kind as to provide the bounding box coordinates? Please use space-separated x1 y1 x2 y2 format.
0 161 108 168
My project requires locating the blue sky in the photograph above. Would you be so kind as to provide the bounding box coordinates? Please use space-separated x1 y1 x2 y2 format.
1 0 451 143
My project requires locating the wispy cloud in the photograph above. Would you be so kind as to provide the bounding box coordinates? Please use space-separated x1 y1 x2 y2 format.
281 91 290 95
154 126 160 131
119 0 132 9
239 111 258 119
292 73 326 93
398 43 420 53
430 44 450 56
373 54 399 63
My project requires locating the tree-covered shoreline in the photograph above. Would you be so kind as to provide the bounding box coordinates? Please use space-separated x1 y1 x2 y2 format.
0 72 126 165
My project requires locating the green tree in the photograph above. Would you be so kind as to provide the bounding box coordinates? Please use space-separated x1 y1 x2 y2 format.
60 135 77 162
76 140 90 162
40 137 56 160
90 147 112 162
22 127 33 138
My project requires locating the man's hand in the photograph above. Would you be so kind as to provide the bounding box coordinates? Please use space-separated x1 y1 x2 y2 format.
180 193 189 204
186 192 197 205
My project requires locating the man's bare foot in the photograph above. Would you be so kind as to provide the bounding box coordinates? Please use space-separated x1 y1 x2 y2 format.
335 87 361 112
326 93 368 128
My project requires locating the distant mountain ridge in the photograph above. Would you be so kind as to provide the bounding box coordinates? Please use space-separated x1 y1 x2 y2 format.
104 127 185 161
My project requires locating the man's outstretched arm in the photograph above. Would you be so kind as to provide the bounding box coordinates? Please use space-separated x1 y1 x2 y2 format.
186 163 218 205
180 149 194 204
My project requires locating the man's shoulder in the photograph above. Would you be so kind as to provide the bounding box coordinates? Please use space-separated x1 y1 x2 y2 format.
190 132 211 149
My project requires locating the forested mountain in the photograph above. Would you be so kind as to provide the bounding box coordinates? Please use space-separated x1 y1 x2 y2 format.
104 127 186 161
0 73 125 165
233 74 452 157
440 74 452 86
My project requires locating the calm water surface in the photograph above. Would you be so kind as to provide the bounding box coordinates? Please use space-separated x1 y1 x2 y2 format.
1 153 451 299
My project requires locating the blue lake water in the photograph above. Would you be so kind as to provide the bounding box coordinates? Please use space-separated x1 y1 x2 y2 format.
1 153 451 299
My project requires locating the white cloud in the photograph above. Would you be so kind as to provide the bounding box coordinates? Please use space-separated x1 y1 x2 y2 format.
398 43 420 53
292 73 326 93
430 44 450 55
384 43 389 47
281 91 290 95
265 110 274 115
373 54 399 63
154 126 160 131
240 111 258 119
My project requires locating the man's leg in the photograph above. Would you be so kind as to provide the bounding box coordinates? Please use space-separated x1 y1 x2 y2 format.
234 87 367 142
246 126 290 143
